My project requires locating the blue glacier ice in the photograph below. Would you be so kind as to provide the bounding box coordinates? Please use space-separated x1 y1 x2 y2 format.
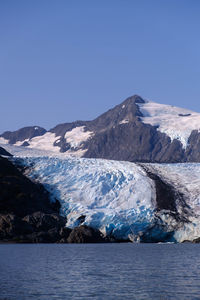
18 156 156 240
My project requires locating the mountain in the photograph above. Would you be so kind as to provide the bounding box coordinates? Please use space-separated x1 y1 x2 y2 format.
0 126 46 145
1 95 200 162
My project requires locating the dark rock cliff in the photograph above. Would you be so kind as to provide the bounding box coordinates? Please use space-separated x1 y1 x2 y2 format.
0 155 65 242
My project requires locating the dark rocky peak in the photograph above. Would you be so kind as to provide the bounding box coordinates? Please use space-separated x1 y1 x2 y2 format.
1 126 46 144
119 94 145 118
90 95 145 132
49 95 146 138
122 94 145 105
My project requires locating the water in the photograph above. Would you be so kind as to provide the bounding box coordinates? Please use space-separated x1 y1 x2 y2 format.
0 243 200 300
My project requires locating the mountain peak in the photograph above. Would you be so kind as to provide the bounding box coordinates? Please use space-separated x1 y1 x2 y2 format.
121 94 145 105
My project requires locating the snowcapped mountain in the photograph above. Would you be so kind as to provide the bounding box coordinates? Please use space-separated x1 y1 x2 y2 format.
1 95 200 162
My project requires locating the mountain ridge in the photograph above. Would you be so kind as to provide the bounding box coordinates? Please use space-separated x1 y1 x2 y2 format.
1 95 200 162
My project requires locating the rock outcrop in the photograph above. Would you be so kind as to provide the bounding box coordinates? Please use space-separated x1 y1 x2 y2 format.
67 225 106 243
0 155 66 242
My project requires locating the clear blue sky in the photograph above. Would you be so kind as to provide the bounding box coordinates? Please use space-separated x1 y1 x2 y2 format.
1 0 200 132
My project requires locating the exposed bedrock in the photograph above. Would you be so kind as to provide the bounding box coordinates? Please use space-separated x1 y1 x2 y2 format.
67 225 106 243
0 156 61 217
84 122 185 163
0 156 66 242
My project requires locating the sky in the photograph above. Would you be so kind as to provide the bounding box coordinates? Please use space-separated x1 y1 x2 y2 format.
0 0 200 133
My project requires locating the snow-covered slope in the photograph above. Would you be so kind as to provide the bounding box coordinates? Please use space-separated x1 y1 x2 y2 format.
0 126 93 157
138 100 200 149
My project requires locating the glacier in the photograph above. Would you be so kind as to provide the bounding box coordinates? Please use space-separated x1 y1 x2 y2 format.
19 156 156 240
3 143 200 243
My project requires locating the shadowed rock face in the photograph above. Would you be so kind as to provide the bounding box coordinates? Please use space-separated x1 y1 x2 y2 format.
84 121 185 163
185 130 200 162
0 156 60 217
0 156 65 242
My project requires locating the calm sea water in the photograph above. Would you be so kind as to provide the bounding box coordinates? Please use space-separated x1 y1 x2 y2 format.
0 243 200 300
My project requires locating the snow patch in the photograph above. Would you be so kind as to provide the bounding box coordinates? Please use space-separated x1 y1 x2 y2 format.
0 137 9 144
54 139 60 144
28 132 61 153
138 101 200 149
64 126 94 148
119 119 129 125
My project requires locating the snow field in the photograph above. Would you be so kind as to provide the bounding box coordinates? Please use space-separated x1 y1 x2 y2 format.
138 101 200 149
